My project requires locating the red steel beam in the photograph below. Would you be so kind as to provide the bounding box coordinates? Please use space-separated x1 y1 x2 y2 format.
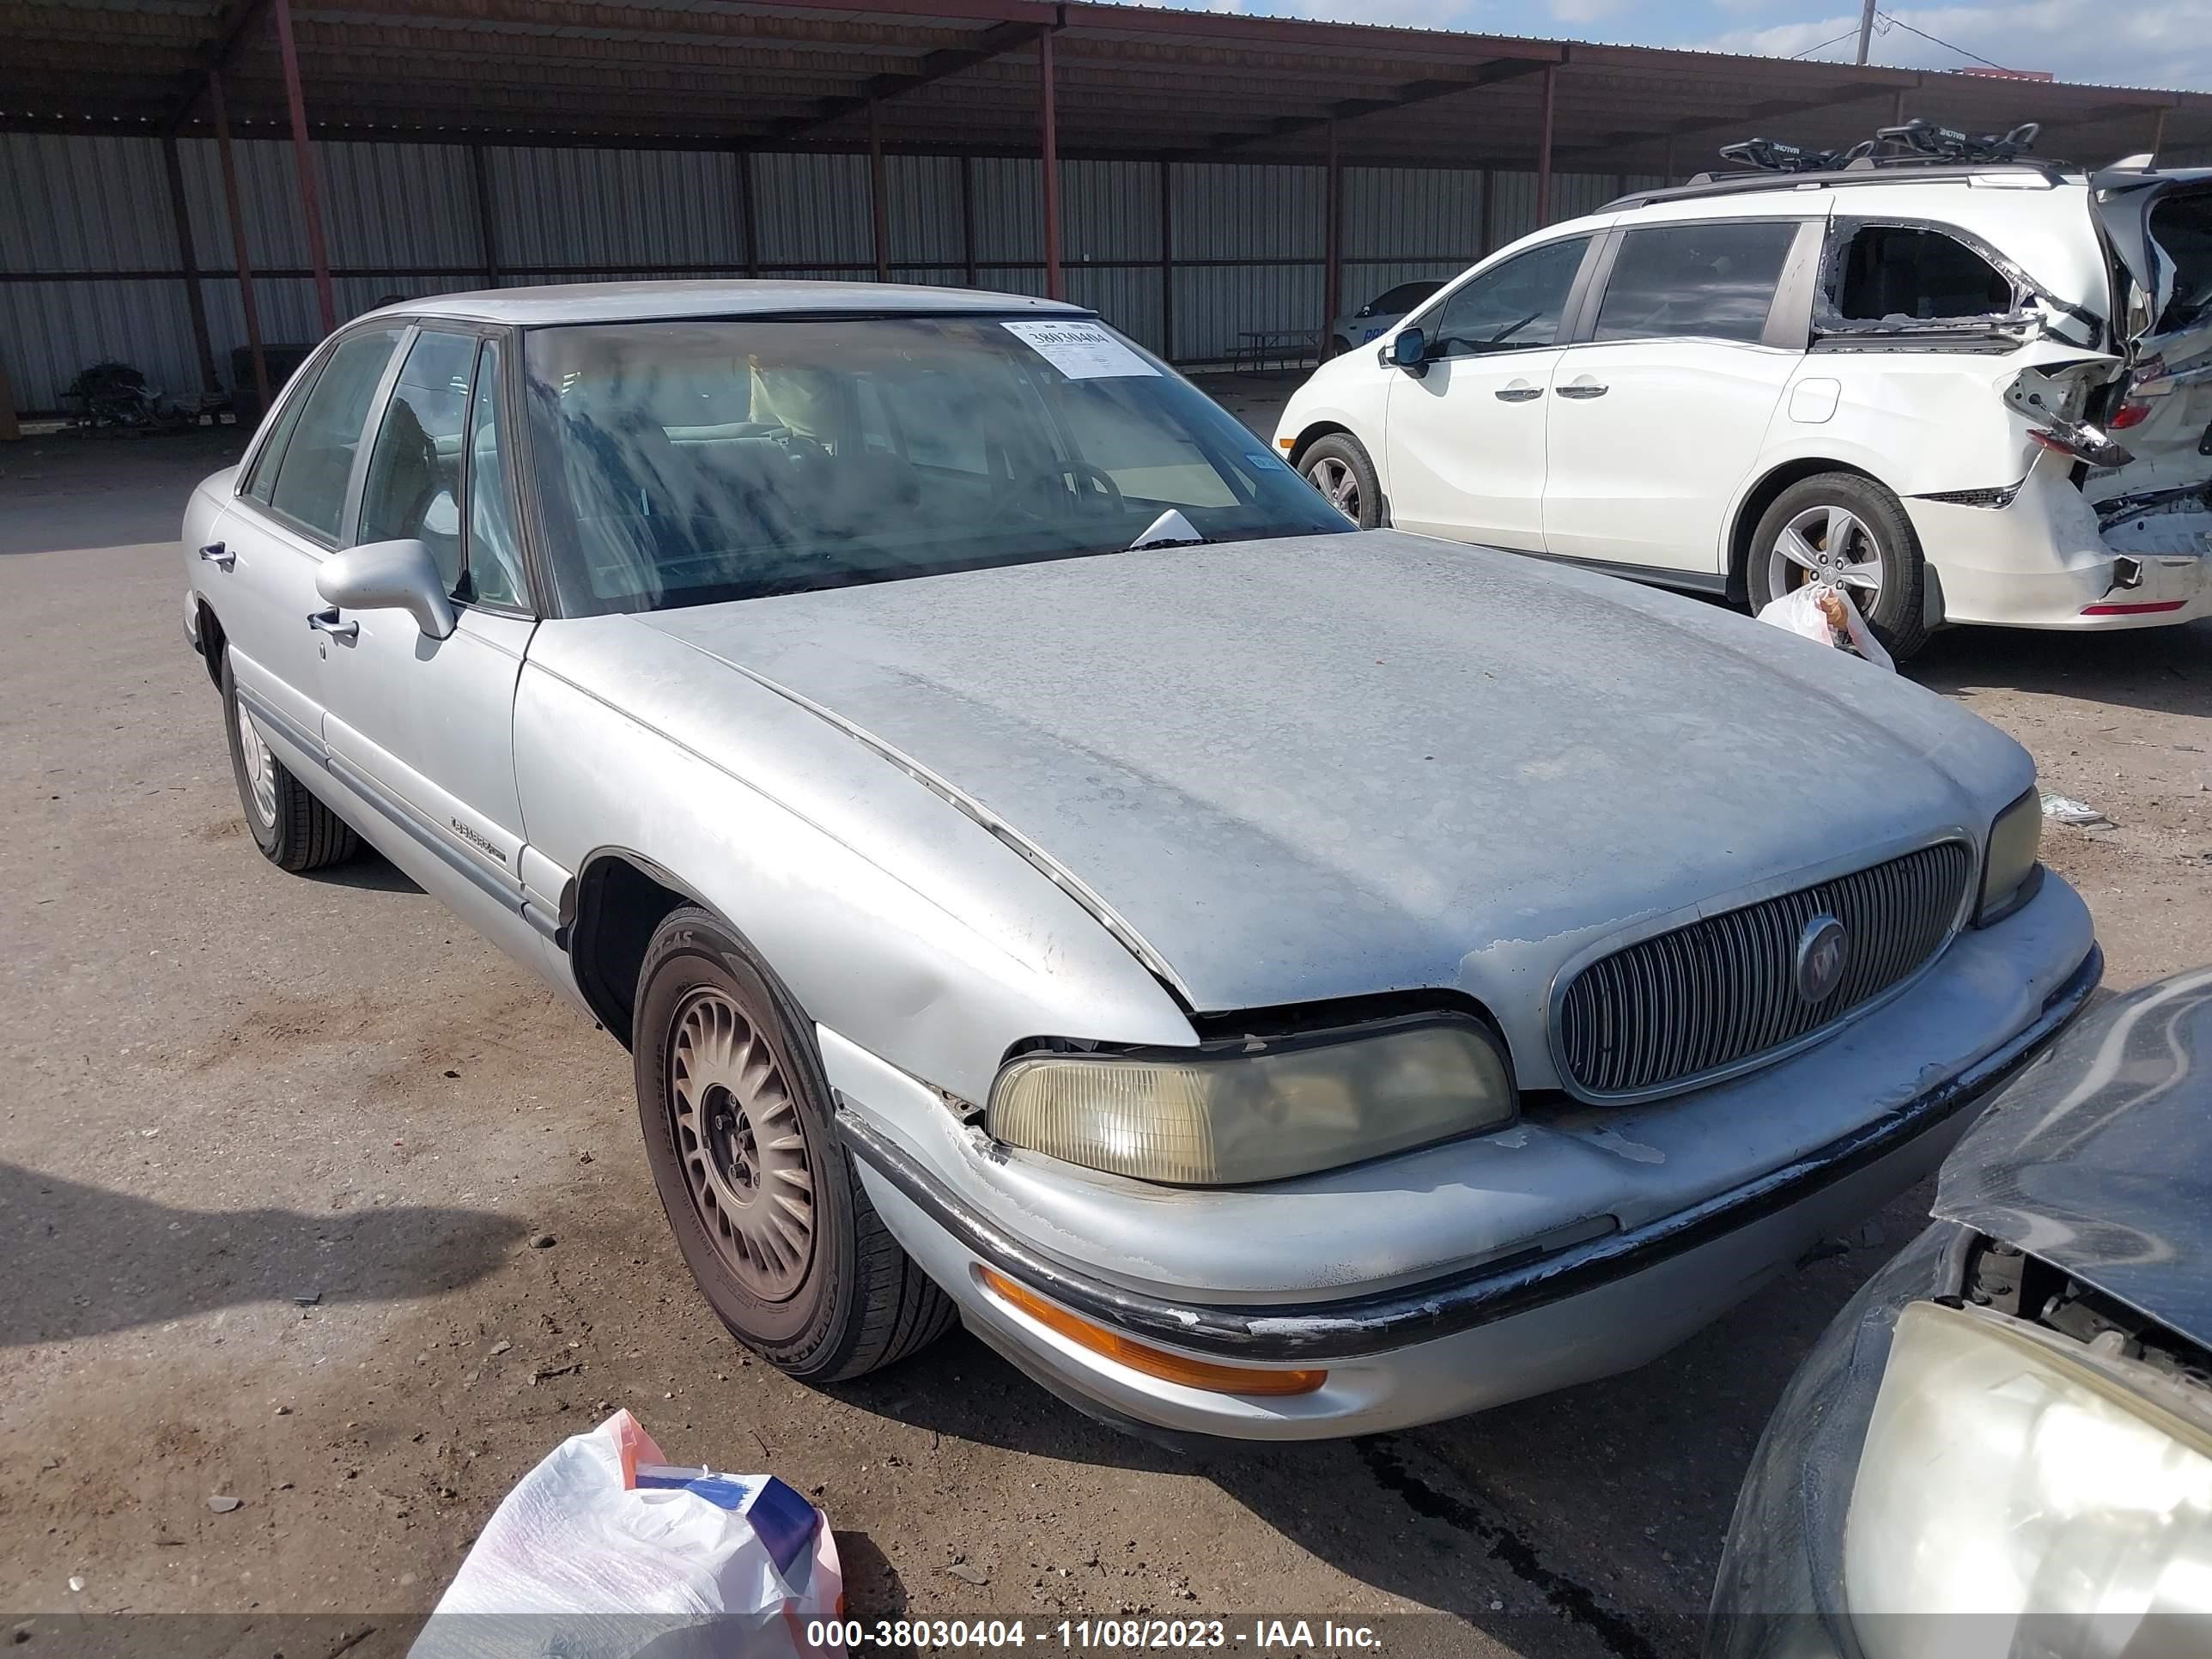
161 129 221 392
1039 27 1060 301
270 0 335 333
1534 63 1555 227
208 70 270 410
868 97 891 282
1322 117 1340 339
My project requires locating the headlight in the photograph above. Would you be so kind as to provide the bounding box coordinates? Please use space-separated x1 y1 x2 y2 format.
990 1014 1515 1185
1977 786 2043 926
1844 1300 2212 1656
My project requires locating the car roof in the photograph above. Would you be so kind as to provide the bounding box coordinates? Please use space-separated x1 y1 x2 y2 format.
360 279 1091 328
1601 161 2087 215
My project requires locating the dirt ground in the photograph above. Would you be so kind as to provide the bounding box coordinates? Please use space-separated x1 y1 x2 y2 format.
3 404 2207 1659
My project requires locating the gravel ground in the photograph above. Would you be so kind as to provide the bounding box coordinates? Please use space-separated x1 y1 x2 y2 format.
3 410 2205 1659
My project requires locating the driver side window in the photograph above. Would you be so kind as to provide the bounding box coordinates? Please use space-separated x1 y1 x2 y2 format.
358 329 477 592
1426 237 1590 359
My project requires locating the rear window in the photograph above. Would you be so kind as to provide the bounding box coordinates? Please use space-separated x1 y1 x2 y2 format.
1835 225 2013 322
1593 221 1798 344
2148 192 2212 334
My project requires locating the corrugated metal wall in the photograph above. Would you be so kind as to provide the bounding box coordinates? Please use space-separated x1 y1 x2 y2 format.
3 131 1654 411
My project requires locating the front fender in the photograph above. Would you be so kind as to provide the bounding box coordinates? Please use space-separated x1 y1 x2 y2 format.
512 617 1197 1108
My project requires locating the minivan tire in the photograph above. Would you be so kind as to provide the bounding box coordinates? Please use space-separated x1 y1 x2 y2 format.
1747 472 1929 662
633 906 956 1382
221 653 360 872
1299 433 1384 529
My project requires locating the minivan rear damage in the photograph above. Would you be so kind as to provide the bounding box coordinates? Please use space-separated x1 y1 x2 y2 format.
2082 165 2212 559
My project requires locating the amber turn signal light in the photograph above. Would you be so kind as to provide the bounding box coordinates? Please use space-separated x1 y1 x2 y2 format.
977 1267 1328 1397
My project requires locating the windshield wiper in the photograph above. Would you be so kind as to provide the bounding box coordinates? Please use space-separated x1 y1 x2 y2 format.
1126 508 1212 550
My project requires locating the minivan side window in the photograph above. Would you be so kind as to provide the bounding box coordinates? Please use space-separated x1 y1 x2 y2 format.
264 327 403 543
1593 221 1799 344
1426 238 1590 358
1834 225 2013 321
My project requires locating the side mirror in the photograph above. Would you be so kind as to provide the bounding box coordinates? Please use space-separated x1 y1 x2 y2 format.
316 538 456 640
1387 328 1428 372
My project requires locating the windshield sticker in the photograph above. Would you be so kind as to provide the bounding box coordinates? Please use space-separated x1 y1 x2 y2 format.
1002 319 1159 380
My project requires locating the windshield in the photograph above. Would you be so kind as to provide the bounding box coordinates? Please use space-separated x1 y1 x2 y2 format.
521 314 1351 615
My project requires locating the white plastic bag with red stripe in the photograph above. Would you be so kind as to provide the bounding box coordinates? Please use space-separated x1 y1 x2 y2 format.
1754 580 1895 672
410 1409 843 1659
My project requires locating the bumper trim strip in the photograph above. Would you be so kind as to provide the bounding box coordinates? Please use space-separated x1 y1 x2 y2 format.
837 945 2102 1364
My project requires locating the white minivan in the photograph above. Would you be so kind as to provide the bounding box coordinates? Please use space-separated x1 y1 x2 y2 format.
1277 155 2211 659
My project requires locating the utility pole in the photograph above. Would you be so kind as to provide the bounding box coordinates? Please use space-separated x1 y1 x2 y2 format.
1855 0 1877 64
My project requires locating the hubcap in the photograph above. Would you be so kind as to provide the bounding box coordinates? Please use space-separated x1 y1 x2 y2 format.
1308 456 1361 520
236 701 276 825
1769 503 1883 603
668 988 815 1301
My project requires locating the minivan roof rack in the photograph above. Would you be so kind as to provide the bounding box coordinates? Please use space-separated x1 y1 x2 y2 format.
1601 118 2075 211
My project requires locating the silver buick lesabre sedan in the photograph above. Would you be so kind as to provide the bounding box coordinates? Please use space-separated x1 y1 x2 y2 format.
183 282 2100 1442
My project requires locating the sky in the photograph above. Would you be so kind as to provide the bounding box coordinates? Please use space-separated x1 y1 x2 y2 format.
1164 1 2212 94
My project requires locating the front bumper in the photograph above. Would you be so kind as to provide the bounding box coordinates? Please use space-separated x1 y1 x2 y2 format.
823 876 2100 1442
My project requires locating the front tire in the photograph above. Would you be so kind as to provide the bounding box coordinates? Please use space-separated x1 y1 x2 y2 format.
633 907 955 1381
220 653 358 872
1747 472 1929 661
1298 433 1384 530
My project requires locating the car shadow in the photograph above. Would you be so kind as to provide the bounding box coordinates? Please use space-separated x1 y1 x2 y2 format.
0 1160 529 1346
298 843 424 895
1910 617 2211 720
827 1187 1937 1659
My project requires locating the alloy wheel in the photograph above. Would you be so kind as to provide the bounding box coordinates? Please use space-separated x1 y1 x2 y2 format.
667 987 816 1301
1308 455 1361 520
1768 503 1883 600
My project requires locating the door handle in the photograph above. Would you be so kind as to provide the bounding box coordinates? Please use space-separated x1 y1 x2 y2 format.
1493 385 1542 403
307 608 359 642
1556 380 1608 400
198 542 234 569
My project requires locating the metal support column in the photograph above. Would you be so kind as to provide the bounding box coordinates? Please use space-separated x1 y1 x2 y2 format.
2151 106 2168 162
1157 157 1173 361
209 70 269 413
960 155 978 288
270 0 335 334
739 150 760 278
471 144 498 285
1322 118 1341 343
1479 167 1494 257
867 99 890 283
1534 64 1557 228
161 132 221 394
1039 30 1062 301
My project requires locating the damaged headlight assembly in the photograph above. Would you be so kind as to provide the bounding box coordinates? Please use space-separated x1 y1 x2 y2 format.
991 1013 1516 1185
1843 1299 2212 1657
1977 786 2044 926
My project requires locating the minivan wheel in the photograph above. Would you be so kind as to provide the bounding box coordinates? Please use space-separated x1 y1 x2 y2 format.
1747 472 1929 662
1299 433 1383 529
632 906 956 1381
220 653 359 872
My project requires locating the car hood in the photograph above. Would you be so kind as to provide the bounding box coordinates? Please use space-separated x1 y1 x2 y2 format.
635 532 2028 1029
1935 967 2212 1349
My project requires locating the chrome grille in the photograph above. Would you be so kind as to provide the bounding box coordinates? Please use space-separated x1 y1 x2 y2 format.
1555 840 1976 1099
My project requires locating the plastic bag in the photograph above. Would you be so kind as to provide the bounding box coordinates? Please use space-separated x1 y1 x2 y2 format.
410 1410 843 1659
1753 580 1895 672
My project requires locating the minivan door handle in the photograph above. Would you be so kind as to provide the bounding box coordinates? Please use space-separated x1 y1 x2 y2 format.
198 542 235 569
1556 378 1608 400
307 608 359 642
1493 382 1542 403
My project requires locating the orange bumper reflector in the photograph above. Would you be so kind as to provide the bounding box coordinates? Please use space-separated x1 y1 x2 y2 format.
978 1267 1327 1397
1276 437 1296 450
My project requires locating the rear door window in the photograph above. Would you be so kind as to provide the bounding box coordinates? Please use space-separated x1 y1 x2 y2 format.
1833 225 2014 321
265 327 403 543
1593 221 1799 344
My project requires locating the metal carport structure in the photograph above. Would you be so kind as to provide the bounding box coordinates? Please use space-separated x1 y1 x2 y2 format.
6 0 2211 415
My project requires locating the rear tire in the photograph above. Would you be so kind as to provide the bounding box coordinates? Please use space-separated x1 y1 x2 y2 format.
221 653 358 872
1747 472 1929 662
633 906 955 1382
1298 433 1384 530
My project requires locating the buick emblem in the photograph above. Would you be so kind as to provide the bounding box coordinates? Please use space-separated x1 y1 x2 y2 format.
1795 915 1850 1004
